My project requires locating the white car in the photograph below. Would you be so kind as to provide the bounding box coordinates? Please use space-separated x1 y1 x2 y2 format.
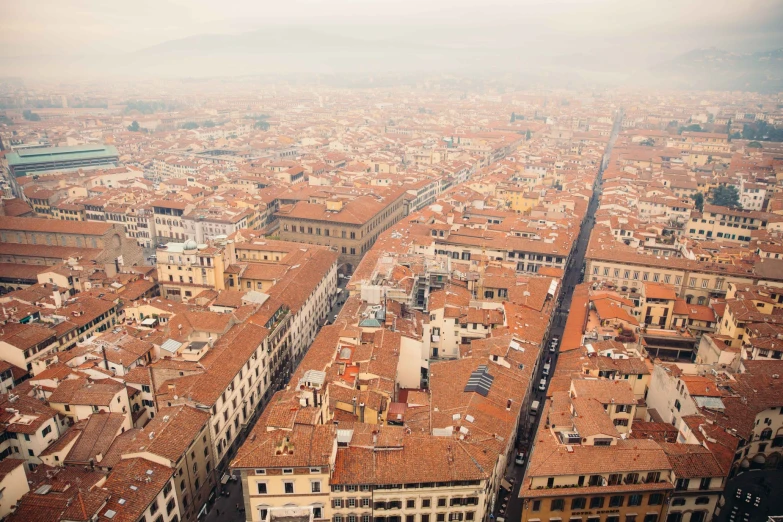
538 378 547 391
542 363 551 376
515 452 526 466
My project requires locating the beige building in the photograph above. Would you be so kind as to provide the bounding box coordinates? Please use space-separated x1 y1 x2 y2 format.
0 459 29 518
276 188 407 273
122 405 216 521
157 240 227 302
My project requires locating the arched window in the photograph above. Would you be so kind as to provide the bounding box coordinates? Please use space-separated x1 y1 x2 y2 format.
760 428 773 441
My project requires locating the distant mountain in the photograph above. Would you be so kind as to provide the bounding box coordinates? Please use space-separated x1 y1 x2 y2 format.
641 47 783 92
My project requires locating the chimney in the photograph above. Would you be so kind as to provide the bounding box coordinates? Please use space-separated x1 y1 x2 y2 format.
312 387 318 408
359 403 365 423
352 397 357 415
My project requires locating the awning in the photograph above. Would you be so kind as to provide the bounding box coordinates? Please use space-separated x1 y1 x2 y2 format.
221 473 231 485
752 454 766 464
501 479 513 491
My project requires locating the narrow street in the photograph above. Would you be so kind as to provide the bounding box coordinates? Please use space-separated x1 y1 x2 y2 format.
493 111 623 522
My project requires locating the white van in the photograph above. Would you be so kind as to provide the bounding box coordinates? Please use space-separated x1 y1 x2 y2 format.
542 362 551 376
538 378 547 391
530 400 540 415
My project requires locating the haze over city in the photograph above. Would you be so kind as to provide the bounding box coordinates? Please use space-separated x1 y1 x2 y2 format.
3 0 783 87
1 2 783 522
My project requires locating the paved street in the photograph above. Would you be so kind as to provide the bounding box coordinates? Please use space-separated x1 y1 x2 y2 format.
492 111 622 522
204 471 245 522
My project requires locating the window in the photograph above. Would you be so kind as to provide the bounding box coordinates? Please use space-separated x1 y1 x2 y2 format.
42 425 52 437
332 499 343 509
312 481 322 493
671 498 685 506
551 499 565 512
531 500 541 512
437 498 446 508
257 483 267 495
644 516 657 522
284 482 294 494
695 497 710 505
571 498 586 510
407 500 416 509
422 499 431 508
589 497 604 509
437 515 445 522
648 493 663 505
609 495 623 507
675 478 689 491
699 477 711 490
626 516 636 522
628 494 642 506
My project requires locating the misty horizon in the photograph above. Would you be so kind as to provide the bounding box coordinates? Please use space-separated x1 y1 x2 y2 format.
2 0 783 90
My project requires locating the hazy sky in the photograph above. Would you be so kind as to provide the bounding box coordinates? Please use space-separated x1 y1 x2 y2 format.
3 0 783 59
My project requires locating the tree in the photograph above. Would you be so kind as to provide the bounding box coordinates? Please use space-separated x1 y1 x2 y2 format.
181 122 199 130
525 130 532 140
689 192 704 212
127 120 140 132
709 185 740 209
22 109 41 121
639 138 654 146
203 120 215 128
680 123 702 133
748 141 762 148
510 112 516 123
254 120 270 131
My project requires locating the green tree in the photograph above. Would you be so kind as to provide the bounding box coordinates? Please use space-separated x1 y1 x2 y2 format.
709 186 740 209
203 120 215 128
525 130 532 140
127 120 140 132
510 112 516 123
254 120 270 131
22 109 41 121
181 121 199 130
748 141 762 148
680 123 702 133
689 192 704 212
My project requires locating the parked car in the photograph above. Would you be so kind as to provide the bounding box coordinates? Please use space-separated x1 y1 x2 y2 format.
515 452 526 466
538 378 547 391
